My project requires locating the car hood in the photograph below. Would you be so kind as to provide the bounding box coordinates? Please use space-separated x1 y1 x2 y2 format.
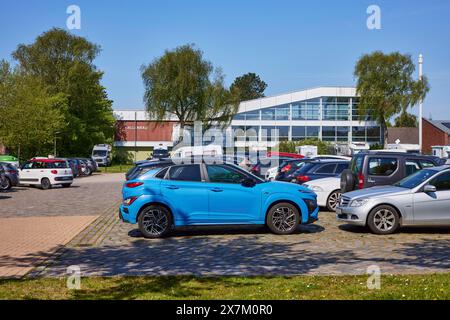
262 181 315 196
343 185 410 199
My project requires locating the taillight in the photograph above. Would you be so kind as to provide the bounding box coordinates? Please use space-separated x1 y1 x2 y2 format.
126 182 144 188
6 170 18 175
358 173 365 189
296 175 310 182
51 170 58 174
281 164 292 172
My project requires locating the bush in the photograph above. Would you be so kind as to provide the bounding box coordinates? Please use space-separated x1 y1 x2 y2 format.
111 148 134 165
277 139 332 155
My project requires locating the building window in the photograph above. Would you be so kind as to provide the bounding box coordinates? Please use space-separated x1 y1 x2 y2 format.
292 99 320 120
337 126 349 141
322 126 336 141
275 105 290 121
261 107 276 120
367 126 381 142
352 126 366 142
292 126 306 140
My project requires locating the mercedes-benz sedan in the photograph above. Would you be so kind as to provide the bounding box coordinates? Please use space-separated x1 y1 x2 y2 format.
336 166 450 234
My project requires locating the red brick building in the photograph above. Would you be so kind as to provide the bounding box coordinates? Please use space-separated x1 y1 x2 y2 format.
422 118 450 154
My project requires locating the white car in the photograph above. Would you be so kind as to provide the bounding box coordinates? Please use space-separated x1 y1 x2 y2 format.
19 159 73 189
304 177 342 211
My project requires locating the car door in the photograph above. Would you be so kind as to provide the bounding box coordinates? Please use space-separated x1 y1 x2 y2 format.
19 161 40 185
160 164 209 224
365 156 401 188
205 164 262 223
413 171 450 225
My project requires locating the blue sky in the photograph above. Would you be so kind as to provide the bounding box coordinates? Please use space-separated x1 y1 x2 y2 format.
1 0 449 119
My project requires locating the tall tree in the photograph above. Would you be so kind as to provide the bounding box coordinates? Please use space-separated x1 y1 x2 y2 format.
12 28 115 157
394 111 418 127
230 72 267 101
141 44 239 135
0 61 66 160
354 51 429 144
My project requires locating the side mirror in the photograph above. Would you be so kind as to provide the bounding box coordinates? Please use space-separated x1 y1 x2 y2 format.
424 185 437 193
241 177 256 188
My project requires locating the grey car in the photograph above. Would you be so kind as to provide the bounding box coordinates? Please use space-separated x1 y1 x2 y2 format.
336 166 450 234
0 162 19 191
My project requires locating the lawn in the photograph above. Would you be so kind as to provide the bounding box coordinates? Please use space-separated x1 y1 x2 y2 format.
98 164 134 174
1 274 449 300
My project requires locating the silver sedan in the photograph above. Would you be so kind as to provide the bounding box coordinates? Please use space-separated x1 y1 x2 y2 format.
336 166 450 234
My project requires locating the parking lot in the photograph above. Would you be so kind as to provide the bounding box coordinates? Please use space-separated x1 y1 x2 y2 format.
2 173 449 278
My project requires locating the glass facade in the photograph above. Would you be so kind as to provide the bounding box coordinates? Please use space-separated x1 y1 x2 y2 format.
232 94 382 145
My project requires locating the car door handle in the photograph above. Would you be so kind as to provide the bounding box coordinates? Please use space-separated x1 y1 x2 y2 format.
166 185 179 190
210 188 223 192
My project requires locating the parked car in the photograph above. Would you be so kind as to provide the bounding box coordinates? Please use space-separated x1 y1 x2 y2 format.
0 162 19 191
0 155 20 168
19 159 73 189
78 158 98 174
150 148 170 160
336 166 450 234
277 159 349 184
120 162 319 238
250 157 292 179
304 177 341 211
340 151 444 193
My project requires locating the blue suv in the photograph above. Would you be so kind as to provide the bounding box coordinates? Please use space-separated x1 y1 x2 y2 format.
120 162 319 238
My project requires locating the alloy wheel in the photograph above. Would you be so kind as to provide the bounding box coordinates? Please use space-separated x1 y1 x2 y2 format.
141 208 169 236
272 206 297 232
373 209 396 232
328 191 341 211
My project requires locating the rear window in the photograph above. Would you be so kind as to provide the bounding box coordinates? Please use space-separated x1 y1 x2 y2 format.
48 161 69 169
315 164 337 174
368 157 398 176
351 155 364 174
294 163 317 174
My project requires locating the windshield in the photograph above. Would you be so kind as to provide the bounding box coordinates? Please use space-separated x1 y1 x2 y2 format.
394 169 437 189
93 150 107 157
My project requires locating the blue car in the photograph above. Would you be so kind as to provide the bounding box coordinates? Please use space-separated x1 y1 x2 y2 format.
120 162 319 238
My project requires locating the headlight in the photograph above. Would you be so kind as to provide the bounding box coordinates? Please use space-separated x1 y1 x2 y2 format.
350 199 369 207
310 186 324 192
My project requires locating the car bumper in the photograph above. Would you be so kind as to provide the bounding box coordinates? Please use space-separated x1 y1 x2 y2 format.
6 174 19 187
53 175 74 183
335 206 367 226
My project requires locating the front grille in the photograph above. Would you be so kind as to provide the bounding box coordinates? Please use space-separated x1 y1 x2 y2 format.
340 196 351 207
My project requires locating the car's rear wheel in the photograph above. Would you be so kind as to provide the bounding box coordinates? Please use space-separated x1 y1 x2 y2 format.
138 205 172 238
0 177 11 191
40 178 52 190
326 190 341 212
367 205 400 235
266 203 300 235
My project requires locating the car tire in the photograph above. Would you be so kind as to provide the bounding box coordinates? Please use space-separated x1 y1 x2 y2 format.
40 178 52 190
138 205 172 239
340 169 355 193
62 184 71 188
266 203 300 235
326 190 341 212
0 177 12 191
85 168 91 176
367 205 400 235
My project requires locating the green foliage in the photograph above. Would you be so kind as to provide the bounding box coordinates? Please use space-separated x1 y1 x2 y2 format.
277 139 331 155
0 61 66 160
11 28 115 157
141 44 240 130
354 51 429 144
230 72 267 101
111 148 134 165
370 143 384 150
394 111 418 127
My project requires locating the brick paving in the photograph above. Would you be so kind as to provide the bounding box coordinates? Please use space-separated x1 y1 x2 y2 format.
0 216 98 278
2 172 450 278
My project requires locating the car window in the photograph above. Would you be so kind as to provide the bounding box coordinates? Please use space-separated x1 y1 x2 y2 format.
168 165 202 182
336 163 349 174
368 157 398 176
22 162 33 169
405 160 421 176
49 162 69 169
315 164 337 174
429 172 450 191
155 167 169 179
351 155 364 174
206 165 247 184
394 169 437 189
419 160 435 168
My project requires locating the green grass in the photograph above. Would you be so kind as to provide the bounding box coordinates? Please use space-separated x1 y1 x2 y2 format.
98 164 134 174
1 274 449 300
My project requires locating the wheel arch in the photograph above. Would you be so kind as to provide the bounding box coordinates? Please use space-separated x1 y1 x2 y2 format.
265 199 302 223
366 203 403 225
136 201 174 224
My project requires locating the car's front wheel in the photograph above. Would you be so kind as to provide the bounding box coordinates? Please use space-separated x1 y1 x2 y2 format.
266 203 300 235
40 178 52 190
367 205 400 235
138 205 172 238
326 190 341 212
